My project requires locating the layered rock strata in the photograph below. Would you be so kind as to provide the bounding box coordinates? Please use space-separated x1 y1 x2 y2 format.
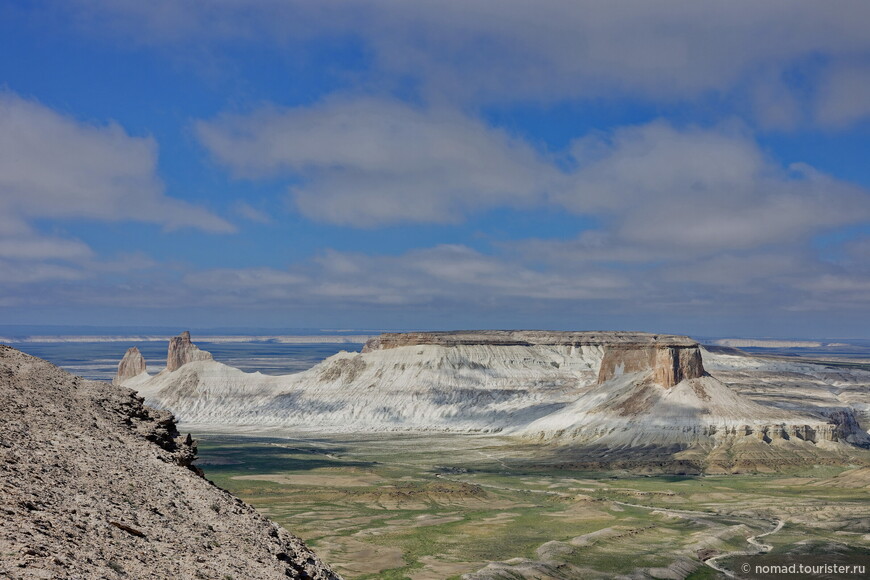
114 346 146 384
112 331 866 463
597 344 706 387
0 345 341 579
363 330 697 352
166 330 213 371
367 331 706 389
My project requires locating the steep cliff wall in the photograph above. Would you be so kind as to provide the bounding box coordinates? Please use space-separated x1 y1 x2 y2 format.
114 346 146 384
597 345 706 387
166 330 213 371
363 330 697 352
114 331 863 456
368 331 707 389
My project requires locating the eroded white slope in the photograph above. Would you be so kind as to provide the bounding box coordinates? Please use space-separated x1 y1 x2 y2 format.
700 347 870 436
514 372 834 446
132 362 288 423
127 343 606 431
118 333 866 454
702 347 870 383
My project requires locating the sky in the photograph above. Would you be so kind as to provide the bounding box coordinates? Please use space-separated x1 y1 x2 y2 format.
1 1 869 337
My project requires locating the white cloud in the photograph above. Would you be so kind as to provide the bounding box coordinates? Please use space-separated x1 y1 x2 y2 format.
85 252 159 274
0 261 86 284
60 1 870 111
0 92 236 286
178 244 631 309
843 237 870 265
199 98 870 256
2 234 867 326
44 236 855 321
3 2 868 330
815 64 870 127
196 97 558 226
233 201 273 224
560 123 870 252
0 92 234 233
0 235 92 261
196 97 870 325
750 72 804 130
661 252 813 290
185 267 308 289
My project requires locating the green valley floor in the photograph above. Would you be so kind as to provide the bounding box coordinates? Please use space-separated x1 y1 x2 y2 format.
195 433 870 579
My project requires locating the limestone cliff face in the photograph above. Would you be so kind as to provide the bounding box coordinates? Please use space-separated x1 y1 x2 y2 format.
114 346 146 385
119 330 866 468
597 345 706 388
166 331 213 371
366 331 706 389
363 330 697 352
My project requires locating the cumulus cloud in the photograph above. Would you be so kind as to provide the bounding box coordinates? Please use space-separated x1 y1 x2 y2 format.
196 97 870 324
815 64 870 127
199 98 870 256
749 72 805 130
196 97 557 226
192 97 870 321
0 92 233 233
59 1 870 111
185 267 308 290
0 260 85 285
0 92 235 287
2 234 867 329
560 123 870 252
6 2 870 329
0 236 92 261
176 244 630 310
233 201 273 224
47 237 857 323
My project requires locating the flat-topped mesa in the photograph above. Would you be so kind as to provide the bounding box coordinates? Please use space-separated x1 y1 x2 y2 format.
597 344 706 387
166 331 213 371
114 346 146 384
361 330 705 388
362 330 697 352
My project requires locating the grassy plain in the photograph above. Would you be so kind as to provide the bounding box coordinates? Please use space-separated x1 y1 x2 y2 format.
195 433 870 579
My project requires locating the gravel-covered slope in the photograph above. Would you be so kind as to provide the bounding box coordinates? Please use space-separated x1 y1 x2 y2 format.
0 345 342 580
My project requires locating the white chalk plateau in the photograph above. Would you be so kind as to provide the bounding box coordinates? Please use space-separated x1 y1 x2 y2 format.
117 332 870 459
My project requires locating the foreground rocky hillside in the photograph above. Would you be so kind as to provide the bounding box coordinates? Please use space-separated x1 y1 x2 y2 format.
0 345 341 579
116 331 870 471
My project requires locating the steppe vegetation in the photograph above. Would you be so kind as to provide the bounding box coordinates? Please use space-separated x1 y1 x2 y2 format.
197 433 870 579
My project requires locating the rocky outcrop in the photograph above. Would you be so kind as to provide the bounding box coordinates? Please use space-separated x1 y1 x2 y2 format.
115 330 868 470
597 344 706 388
0 345 341 579
366 331 706 389
363 330 697 352
166 330 213 371
114 346 146 384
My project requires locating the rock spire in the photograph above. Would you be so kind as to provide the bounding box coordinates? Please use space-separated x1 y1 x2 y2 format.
114 346 146 384
166 331 213 371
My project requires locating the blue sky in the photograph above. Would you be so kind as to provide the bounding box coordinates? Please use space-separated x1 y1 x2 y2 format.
1 1 869 337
